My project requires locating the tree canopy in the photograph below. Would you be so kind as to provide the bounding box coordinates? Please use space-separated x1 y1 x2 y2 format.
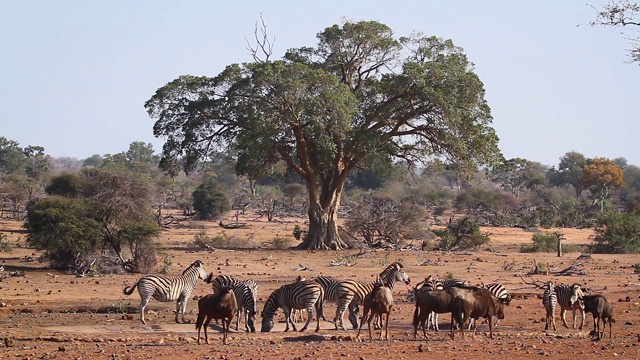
145 20 502 249
589 0 640 64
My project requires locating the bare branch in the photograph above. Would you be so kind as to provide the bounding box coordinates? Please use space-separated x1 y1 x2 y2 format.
245 13 275 62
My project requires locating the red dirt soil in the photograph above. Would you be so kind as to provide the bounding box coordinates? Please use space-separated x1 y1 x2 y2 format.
2 216 640 360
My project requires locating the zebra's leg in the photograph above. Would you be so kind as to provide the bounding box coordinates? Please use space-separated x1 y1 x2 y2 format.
236 308 241 331
315 299 323 333
139 296 150 325
175 298 183 323
299 307 313 332
433 312 439 331
580 308 585 330
283 307 294 332
571 308 578 330
334 297 351 330
348 302 360 330
551 307 557 331
384 309 391 340
468 318 475 330
560 309 569 328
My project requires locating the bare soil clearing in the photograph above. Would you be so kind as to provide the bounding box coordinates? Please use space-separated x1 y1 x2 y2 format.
2 216 640 359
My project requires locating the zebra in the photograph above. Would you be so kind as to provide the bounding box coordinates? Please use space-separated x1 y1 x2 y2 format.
554 283 586 329
467 282 511 329
408 276 443 330
291 275 307 323
333 262 410 330
123 260 208 325
261 280 324 333
208 274 240 294
314 275 340 322
233 280 258 332
208 275 257 327
543 281 558 331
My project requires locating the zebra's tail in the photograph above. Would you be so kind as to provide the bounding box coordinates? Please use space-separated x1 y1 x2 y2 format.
123 281 139 296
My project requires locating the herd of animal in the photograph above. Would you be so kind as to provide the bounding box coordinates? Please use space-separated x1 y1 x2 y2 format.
121 260 616 344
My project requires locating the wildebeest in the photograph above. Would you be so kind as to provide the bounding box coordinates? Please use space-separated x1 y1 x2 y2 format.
195 286 237 345
450 287 505 339
357 282 394 341
580 294 615 340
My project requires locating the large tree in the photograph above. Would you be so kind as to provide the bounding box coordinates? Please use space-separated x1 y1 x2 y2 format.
588 0 640 64
146 21 501 249
548 151 588 200
580 157 627 211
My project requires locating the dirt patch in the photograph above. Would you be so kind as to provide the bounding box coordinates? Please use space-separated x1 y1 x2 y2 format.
2 216 640 359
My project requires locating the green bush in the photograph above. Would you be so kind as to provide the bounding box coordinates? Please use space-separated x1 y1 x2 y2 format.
591 211 640 254
266 235 293 249
24 197 101 269
193 229 255 249
192 179 230 220
432 217 490 251
520 232 584 253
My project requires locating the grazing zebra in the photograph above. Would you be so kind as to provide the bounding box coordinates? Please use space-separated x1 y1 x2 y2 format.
291 275 307 323
333 262 410 330
468 282 511 329
233 280 258 332
554 283 586 329
543 281 558 331
314 275 340 321
123 260 208 324
261 280 324 333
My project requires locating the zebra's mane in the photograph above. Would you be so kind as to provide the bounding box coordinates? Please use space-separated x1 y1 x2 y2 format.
182 260 203 275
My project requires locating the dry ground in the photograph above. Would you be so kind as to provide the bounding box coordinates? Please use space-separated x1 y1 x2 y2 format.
2 215 640 360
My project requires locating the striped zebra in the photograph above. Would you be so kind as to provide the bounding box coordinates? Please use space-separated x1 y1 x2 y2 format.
123 260 208 324
314 275 340 322
333 262 410 330
291 275 307 323
543 281 558 331
555 283 586 329
261 280 324 333
468 282 511 329
208 275 258 329
409 276 443 331
234 280 258 332
208 274 240 293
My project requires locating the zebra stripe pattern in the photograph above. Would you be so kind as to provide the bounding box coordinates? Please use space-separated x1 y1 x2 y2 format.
543 281 558 331
314 275 340 321
233 280 258 333
554 283 585 329
468 282 511 329
208 274 240 294
123 260 208 324
261 280 324 333
333 262 410 330
409 276 443 331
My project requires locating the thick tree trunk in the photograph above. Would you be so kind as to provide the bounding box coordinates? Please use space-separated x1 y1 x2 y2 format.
298 201 348 250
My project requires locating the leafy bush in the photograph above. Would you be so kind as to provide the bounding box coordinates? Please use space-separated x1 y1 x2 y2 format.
520 232 584 253
45 173 82 197
591 211 640 253
432 217 490 251
193 229 255 249
192 179 230 220
266 235 293 249
0 233 12 253
292 225 308 240
25 197 101 269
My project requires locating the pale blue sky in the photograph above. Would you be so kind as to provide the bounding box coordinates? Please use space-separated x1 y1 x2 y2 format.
1 1 638 167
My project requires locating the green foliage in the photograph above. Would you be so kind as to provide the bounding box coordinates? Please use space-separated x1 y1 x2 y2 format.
454 189 503 212
24 196 101 269
432 217 490 251
266 235 294 250
145 20 502 250
45 173 82 197
445 272 455 280
591 211 640 253
292 225 308 240
192 179 230 220
0 233 12 253
520 232 584 253
193 229 254 249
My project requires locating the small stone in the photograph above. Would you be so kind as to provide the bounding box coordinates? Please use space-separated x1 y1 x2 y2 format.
58 345 66 351
5 337 15 347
